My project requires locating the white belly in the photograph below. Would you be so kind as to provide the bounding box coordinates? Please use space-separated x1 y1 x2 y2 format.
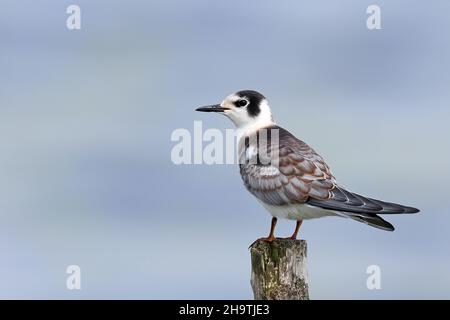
259 201 337 220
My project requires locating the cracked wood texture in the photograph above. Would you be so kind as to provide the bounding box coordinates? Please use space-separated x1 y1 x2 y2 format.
250 239 309 300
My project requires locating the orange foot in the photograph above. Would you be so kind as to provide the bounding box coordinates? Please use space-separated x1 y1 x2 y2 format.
279 236 297 241
249 236 276 248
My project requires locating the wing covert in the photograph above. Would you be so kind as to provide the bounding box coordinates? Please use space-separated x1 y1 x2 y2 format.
239 125 336 206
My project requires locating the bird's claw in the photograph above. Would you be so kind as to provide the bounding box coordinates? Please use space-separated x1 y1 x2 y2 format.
248 236 276 248
278 236 297 241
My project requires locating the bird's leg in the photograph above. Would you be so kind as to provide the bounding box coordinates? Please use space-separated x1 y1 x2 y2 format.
284 220 303 240
266 217 277 241
249 217 277 248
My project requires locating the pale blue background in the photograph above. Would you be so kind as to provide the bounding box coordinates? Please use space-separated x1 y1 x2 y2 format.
1 0 449 299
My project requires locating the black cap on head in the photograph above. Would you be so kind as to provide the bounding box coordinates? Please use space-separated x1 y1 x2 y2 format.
235 90 266 117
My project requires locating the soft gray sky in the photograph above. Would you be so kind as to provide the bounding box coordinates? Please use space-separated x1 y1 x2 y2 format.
0 0 449 298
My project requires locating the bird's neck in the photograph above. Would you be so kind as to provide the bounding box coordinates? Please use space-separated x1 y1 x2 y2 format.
234 100 275 142
236 118 276 143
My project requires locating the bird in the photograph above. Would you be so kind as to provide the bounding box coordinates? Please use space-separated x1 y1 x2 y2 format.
195 90 419 242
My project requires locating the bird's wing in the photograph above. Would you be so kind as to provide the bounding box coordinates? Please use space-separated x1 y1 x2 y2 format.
239 125 336 206
307 187 419 214
239 125 419 215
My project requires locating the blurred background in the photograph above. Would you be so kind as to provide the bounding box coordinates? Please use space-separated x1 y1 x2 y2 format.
1 0 449 299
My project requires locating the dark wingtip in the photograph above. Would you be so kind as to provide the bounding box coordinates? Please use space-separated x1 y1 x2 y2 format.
404 207 420 214
381 220 395 232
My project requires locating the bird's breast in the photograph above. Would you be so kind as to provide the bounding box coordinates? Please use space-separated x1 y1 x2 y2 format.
259 202 336 220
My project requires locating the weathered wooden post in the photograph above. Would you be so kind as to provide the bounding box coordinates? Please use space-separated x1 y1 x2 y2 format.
250 239 309 300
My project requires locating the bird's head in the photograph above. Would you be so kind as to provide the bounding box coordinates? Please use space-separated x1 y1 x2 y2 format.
196 90 275 131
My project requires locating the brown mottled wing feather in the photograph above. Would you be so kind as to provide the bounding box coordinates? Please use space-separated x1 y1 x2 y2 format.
239 125 336 206
239 125 419 218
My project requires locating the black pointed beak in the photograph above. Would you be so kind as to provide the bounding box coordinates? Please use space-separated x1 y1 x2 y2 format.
195 104 228 113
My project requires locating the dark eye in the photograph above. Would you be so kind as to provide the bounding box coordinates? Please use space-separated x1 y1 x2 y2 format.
237 99 248 107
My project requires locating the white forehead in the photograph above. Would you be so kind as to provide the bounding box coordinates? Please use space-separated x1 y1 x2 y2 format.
223 93 241 103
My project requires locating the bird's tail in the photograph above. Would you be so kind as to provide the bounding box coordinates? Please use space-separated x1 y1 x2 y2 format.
307 186 420 231
334 211 396 231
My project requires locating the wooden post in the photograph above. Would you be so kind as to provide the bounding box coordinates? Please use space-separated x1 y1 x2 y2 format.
250 239 309 300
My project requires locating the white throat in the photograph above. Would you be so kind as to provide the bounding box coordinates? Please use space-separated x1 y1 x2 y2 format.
231 100 275 142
